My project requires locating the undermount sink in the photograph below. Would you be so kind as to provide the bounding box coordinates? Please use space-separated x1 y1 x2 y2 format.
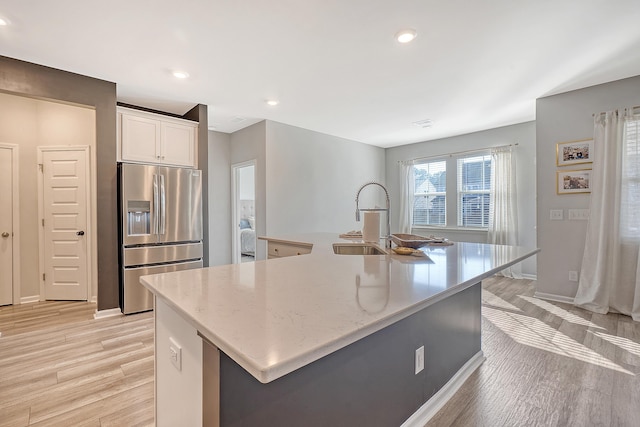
332 243 387 255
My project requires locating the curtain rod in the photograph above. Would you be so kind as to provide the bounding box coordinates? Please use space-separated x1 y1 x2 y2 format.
399 143 518 164
592 105 640 117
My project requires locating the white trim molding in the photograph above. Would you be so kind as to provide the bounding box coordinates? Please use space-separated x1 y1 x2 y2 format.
20 295 40 304
521 273 537 281
401 351 485 426
94 308 123 319
533 291 575 305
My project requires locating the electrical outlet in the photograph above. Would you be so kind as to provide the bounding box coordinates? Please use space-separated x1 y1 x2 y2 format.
169 337 182 371
569 271 578 282
415 346 424 374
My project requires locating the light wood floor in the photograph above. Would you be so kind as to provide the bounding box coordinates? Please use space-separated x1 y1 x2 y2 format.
1 278 639 426
0 301 154 427
427 276 640 427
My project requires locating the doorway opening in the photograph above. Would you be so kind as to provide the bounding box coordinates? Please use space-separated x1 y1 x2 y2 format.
231 161 256 264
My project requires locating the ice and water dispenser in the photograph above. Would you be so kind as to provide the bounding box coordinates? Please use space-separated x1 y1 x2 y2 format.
127 200 150 236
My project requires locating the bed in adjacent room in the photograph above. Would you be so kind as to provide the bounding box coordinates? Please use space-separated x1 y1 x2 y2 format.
239 200 255 259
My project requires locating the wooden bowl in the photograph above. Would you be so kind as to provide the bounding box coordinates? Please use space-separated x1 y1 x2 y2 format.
390 233 433 249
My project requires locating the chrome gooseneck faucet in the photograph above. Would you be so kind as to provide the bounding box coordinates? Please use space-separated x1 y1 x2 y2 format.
355 182 391 248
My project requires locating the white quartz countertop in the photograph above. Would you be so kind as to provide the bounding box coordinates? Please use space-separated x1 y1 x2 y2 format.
140 233 538 383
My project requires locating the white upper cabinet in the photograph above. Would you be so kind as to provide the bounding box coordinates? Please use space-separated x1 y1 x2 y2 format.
118 107 198 168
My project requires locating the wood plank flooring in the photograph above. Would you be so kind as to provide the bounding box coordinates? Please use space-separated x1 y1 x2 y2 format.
1 277 639 426
427 276 640 427
0 301 154 427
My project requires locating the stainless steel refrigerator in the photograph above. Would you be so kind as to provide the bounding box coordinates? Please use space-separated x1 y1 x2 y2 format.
118 163 203 314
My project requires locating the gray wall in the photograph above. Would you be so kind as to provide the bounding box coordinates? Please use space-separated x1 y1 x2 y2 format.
265 121 386 236
536 74 640 299
208 130 232 266
0 56 119 310
223 120 387 261
385 122 537 276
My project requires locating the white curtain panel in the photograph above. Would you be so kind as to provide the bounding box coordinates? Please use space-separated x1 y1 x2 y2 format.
398 161 414 234
488 146 522 278
575 109 640 321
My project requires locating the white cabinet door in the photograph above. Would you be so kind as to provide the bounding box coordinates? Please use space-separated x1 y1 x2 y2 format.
121 113 161 163
161 121 196 167
119 107 198 168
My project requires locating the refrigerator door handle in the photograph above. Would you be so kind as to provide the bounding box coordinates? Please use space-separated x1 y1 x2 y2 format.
160 174 166 235
152 174 159 235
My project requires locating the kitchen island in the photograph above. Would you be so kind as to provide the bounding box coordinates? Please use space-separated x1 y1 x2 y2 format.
141 233 538 426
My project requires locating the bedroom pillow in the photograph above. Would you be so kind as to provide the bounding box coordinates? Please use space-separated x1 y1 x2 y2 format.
248 217 255 230
240 219 250 229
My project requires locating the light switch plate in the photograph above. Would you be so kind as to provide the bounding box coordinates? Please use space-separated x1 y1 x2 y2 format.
550 209 563 220
568 209 590 220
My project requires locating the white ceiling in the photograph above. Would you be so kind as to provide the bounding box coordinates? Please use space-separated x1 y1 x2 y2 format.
2 1 640 148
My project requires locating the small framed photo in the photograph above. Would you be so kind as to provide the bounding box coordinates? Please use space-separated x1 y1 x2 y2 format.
557 169 591 194
556 139 593 166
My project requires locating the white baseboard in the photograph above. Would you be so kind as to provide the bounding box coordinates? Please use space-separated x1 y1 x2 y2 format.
94 308 123 319
521 273 537 280
533 291 575 304
90 295 97 304
401 351 486 426
20 295 40 304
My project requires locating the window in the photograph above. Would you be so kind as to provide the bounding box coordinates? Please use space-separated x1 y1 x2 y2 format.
411 153 492 228
621 116 640 239
412 161 446 226
457 155 491 227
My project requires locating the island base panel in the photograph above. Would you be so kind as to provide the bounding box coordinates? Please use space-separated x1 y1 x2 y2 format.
216 282 481 427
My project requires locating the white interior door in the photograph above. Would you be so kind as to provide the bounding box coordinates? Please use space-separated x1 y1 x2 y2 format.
0 147 13 306
41 148 89 301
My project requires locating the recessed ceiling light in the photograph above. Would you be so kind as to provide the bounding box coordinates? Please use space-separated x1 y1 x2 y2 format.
266 100 279 106
172 71 189 79
0 18 9 26
395 29 417 43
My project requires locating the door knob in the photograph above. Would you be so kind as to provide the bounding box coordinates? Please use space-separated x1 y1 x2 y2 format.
1 232 9 238
76 231 85 236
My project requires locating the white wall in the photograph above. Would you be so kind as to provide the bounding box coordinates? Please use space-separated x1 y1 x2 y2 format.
536 74 640 299
385 122 537 276
0 92 96 300
265 121 386 236
208 130 232 266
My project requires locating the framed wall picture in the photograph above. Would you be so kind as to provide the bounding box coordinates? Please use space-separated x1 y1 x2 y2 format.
557 169 591 194
556 138 593 166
